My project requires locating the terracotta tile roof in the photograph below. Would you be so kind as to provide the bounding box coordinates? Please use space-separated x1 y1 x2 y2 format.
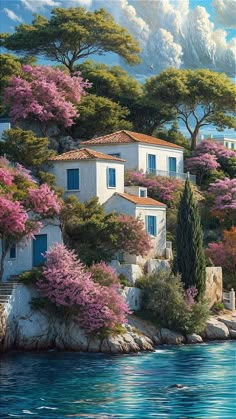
116 193 166 207
49 148 125 162
80 130 183 150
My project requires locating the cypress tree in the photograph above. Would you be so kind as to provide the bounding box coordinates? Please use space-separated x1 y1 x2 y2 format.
175 177 206 299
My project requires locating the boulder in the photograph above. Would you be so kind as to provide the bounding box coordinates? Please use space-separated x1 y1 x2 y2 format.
186 333 203 344
145 259 170 275
160 328 185 345
203 318 230 340
127 315 161 344
229 329 236 339
217 317 236 331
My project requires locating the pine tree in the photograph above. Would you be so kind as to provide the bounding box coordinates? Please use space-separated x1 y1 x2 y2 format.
175 177 206 299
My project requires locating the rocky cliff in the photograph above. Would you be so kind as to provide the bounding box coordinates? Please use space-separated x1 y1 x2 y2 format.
0 284 235 354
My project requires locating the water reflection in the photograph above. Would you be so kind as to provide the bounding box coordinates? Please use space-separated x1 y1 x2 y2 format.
0 342 236 418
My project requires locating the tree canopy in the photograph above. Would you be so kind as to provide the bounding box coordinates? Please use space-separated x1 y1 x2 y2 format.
2 7 141 74
145 68 236 149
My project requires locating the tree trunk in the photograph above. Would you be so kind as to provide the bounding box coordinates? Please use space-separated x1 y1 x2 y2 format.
191 126 200 150
0 238 6 282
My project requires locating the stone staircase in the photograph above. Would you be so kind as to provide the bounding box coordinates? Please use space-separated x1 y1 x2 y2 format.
0 277 19 306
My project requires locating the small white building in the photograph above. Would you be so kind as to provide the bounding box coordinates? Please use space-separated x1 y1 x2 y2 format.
80 130 186 179
49 148 125 204
207 135 236 151
104 187 167 262
1 221 62 281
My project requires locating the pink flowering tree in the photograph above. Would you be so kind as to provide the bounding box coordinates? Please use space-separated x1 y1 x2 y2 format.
89 262 120 287
116 214 151 256
185 153 220 186
208 178 236 226
0 158 61 281
4 65 91 134
125 171 183 207
186 140 236 186
37 244 129 333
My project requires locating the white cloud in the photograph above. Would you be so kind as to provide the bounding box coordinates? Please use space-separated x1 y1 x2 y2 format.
64 0 93 5
3 8 23 23
21 0 60 12
212 0 236 28
116 0 236 76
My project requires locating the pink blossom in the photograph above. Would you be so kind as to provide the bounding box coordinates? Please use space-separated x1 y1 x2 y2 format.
37 245 129 333
15 163 36 183
117 213 151 255
27 184 61 215
0 196 28 235
4 65 91 128
208 178 236 212
185 286 198 307
0 168 14 186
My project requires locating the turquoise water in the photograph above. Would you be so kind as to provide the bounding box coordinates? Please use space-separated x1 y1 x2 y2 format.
1 341 236 418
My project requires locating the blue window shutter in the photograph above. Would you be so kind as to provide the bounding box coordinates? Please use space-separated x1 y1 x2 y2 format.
169 157 177 173
147 216 157 236
67 169 79 190
153 216 157 236
108 168 116 187
148 154 156 173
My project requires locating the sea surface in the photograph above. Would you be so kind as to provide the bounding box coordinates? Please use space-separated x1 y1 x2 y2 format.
0 341 236 418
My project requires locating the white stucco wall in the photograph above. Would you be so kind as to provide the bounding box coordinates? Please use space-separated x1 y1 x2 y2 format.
104 195 167 260
49 160 97 202
95 161 124 204
84 143 139 171
103 194 135 216
1 222 62 281
50 159 124 204
138 144 184 174
135 206 166 256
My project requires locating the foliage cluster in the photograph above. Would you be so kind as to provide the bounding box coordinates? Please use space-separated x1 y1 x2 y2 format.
186 139 236 187
136 270 209 334
61 196 151 265
0 158 60 280
206 228 236 289
36 244 130 333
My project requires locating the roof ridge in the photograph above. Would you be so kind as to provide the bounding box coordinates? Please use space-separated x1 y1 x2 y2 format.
123 130 139 143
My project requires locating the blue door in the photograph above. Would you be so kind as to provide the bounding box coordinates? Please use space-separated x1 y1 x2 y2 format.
169 157 177 175
33 234 47 267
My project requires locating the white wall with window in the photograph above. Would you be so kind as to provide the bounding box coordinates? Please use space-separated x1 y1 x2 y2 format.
50 159 124 204
86 143 184 175
139 144 184 175
104 194 166 261
1 222 62 281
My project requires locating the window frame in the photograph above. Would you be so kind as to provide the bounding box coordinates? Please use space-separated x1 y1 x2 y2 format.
147 154 157 174
146 215 157 236
67 168 80 191
107 167 116 188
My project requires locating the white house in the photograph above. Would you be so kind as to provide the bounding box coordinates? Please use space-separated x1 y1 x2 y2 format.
80 130 190 180
205 135 236 151
104 187 167 262
1 221 62 281
49 148 125 204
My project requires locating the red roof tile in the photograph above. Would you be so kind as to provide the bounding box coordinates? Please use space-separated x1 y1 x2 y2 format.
116 193 166 207
80 130 183 150
49 148 125 162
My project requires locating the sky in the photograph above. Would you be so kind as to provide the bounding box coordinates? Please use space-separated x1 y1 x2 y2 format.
1 0 236 137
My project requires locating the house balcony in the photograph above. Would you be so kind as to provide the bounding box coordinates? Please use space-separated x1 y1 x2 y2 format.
146 169 196 184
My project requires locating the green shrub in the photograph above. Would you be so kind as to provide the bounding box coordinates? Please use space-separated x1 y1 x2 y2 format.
211 302 225 314
137 270 209 334
18 267 43 285
118 274 130 287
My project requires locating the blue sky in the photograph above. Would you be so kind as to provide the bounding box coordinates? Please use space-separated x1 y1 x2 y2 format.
1 0 236 76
